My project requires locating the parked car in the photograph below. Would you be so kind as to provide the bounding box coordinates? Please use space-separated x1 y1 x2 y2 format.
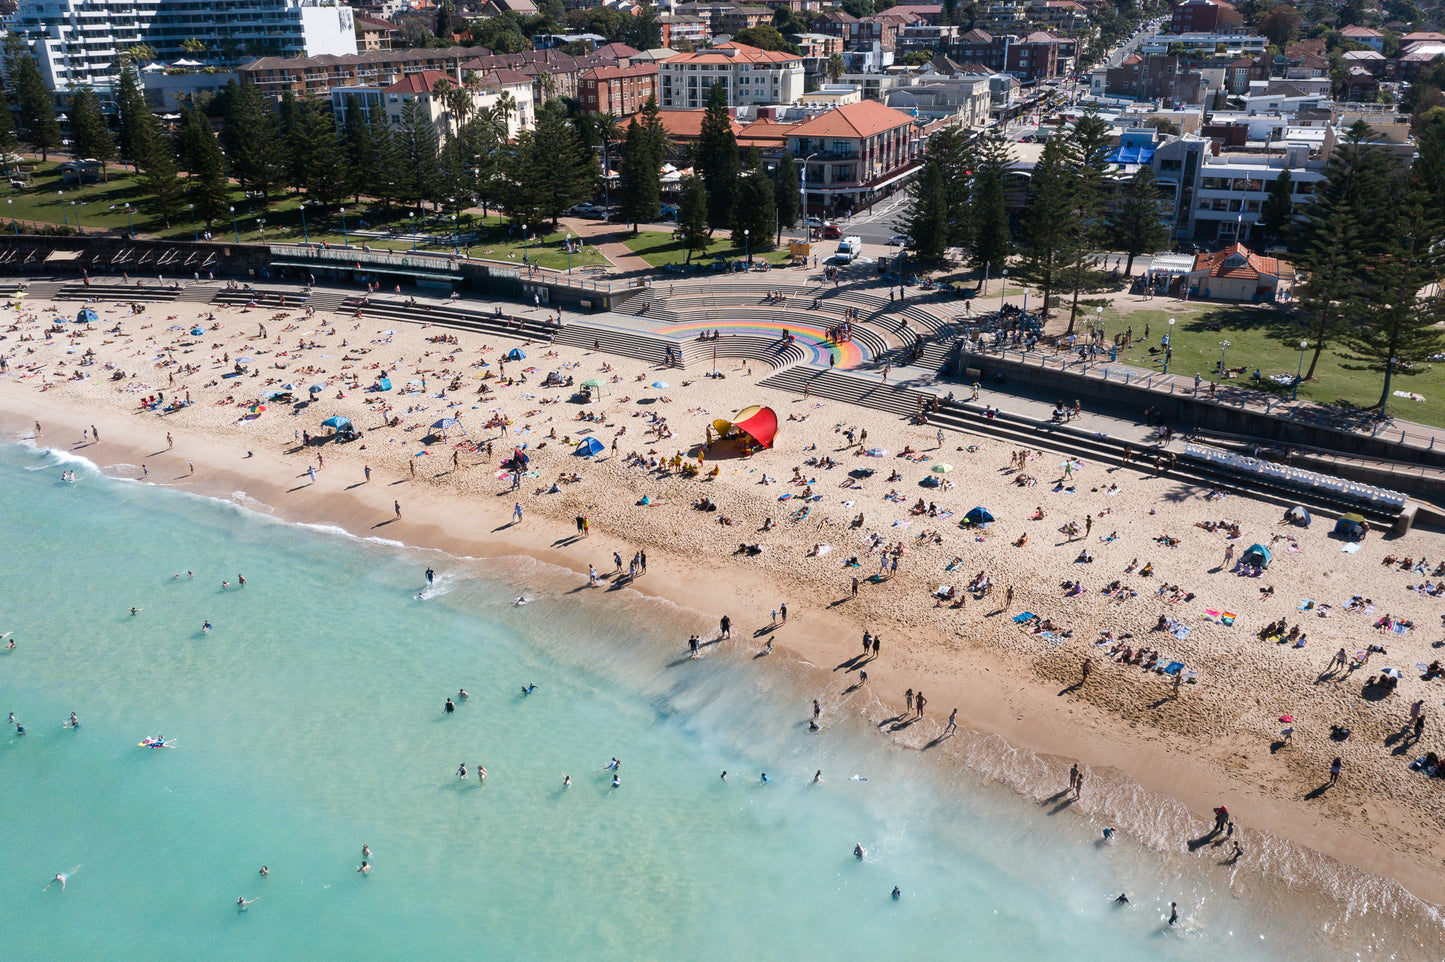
568 203 599 216
805 215 826 228
886 234 910 247
822 224 843 239
578 207 611 220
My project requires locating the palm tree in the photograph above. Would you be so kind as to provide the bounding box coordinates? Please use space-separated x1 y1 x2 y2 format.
495 90 517 136
827 53 845 84
536 71 558 103
431 76 460 138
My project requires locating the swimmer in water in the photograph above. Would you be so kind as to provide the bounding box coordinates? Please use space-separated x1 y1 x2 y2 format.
238 574 246 586
202 620 212 633
611 774 620 788
237 896 257 910
521 683 536 695
444 698 455 713
1102 827 1115 840
457 763 467 779
45 866 79 891
67 712 79 728
457 689 469 701
1168 902 1178 926
477 766 486 782
514 596 528 606
129 607 139 616
854 844 865 859
891 887 901 900
605 758 620 771
221 581 230 589
362 845 371 859
357 861 371 874
760 773 770 783
1114 893 1129 904
425 568 435 585
259 866 269 876
720 771 728 781
562 774 571 788
814 770 822 783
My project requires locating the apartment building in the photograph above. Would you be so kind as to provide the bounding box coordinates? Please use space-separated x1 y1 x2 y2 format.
1167 0 1243 34
578 62 658 115
786 99 922 215
7 0 357 93
658 42 804 108
333 67 535 140
884 75 991 126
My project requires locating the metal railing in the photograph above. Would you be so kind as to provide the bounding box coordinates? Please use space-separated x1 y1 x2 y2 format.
267 243 641 294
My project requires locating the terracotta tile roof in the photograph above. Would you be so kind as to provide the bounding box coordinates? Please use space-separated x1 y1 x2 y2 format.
383 69 451 94
1191 243 1279 281
663 41 802 65
618 107 742 140
579 63 658 81
1339 25 1382 36
786 99 916 139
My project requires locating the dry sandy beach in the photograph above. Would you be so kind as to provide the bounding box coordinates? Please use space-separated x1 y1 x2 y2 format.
6 286 1445 912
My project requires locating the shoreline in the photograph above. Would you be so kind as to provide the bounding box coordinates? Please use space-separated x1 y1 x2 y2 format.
5 293 1445 916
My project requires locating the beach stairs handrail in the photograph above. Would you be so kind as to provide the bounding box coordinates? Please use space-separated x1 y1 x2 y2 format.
53 282 180 303
305 290 351 313
756 367 1403 524
335 297 558 343
692 333 807 371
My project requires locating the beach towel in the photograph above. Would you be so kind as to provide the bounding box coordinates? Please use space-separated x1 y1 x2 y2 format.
1341 543 1359 554
945 558 964 571
1172 626 1191 640
1392 623 1411 634
1203 608 1221 621
1182 670 1199 683
1298 599 1314 610
1161 661 1185 676
1011 612 1037 623
936 510 954 520
1035 631 1062 646
1221 612 1236 626
892 519 912 528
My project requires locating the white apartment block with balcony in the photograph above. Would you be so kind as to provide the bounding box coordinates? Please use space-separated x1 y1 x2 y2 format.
658 41 804 109
1138 32 1267 57
6 0 357 94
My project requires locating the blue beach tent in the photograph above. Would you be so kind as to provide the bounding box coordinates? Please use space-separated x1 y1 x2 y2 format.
963 506 995 527
75 307 98 324
575 436 605 457
1240 543 1272 568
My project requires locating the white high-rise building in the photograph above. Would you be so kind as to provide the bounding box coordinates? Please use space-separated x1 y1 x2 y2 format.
6 0 358 93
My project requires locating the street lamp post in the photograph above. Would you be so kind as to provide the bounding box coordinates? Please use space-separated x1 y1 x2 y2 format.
408 212 415 251
188 204 198 242
257 217 265 240
299 202 309 244
124 203 134 238
1095 306 1103 343
6 198 14 235
1163 317 1175 374
744 228 750 266
565 232 573 273
522 223 529 264
451 214 458 255
1001 268 1008 307
1219 339 1231 379
801 152 819 239
340 207 348 247
72 201 82 235
229 205 239 243
59 191 68 227
1293 340 1308 400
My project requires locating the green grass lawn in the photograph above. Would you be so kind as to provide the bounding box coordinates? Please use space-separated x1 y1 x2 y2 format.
2 164 609 271
624 229 791 268
1093 301 1445 428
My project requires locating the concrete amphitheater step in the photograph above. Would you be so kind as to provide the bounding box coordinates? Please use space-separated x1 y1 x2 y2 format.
54 283 179 303
757 368 1400 524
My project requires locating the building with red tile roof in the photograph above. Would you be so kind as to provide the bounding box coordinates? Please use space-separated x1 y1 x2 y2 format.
1187 243 1281 301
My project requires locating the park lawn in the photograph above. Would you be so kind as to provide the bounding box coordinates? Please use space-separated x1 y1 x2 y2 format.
3 168 610 271
624 229 791 268
1095 301 1445 428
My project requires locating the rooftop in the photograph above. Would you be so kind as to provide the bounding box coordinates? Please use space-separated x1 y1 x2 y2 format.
787 99 916 138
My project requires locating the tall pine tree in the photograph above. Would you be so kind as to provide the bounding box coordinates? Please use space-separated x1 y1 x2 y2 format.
773 151 798 242
1060 109 1112 334
730 149 775 258
1256 169 1293 247
395 97 440 209
68 87 114 179
1014 133 1072 322
11 53 61 160
970 131 1012 284
131 110 184 228
222 81 285 205
618 118 660 231
1107 166 1170 276
901 155 948 260
695 82 739 233
678 173 710 264
178 108 231 228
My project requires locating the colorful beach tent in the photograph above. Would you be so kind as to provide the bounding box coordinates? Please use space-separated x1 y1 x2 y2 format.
1241 543 1272 568
506 348 526 361
963 506 994 526
575 436 605 457
321 416 352 432
1333 516 1366 540
712 405 778 449
1284 505 1311 527
75 307 98 324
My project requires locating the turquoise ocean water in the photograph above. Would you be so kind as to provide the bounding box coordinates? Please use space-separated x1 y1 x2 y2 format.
0 441 1435 960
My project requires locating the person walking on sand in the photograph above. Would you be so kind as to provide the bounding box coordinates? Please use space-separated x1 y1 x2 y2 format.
905 689 914 714
1068 763 1079 794
1081 658 1093 684
1074 769 1084 799
1223 543 1235 569
914 691 926 717
514 503 523 524
1328 756 1342 787
167 432 173 449
394 500 402 520
945 709 957 734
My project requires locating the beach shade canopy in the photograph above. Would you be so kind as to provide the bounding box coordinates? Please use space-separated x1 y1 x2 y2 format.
321 415 352 432
378 377 392 391
731 405 779 449
1241 543 1273 568
235 356 254 365
75 307 98 324
506 348 526 361
248 403 266 415
575 436 605 457
190 327 205 335
1284 505 1311 527
963 506 994 526
309 384 325 394
1341 512 1366 523
932 463 953 473
1333 516 1366 540
431 416 464 439
582 378 604 387
651 381 670 389
261 389 289 399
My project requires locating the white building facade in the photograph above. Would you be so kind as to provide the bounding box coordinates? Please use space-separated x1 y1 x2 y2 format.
6 0 357 94
658 41 804 109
